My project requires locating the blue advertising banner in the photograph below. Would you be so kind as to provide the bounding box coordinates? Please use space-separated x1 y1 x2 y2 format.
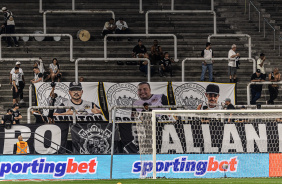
113 154 269 179
0 155 110 180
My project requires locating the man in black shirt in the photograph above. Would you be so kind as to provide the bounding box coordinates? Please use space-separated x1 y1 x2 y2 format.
224 98 235 122
159 52 174 77
1 109 16 125
250 69 266 105
32 109 48 124
12 103 22 124
132 39 149 59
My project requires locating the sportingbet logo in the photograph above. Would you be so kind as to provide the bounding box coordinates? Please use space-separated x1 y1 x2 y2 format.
0 158 97 178
132 156 238 176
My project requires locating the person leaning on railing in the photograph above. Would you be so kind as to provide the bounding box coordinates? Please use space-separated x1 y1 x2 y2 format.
267 68 281 105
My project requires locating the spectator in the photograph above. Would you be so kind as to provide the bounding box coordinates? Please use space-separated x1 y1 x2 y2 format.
115 17 130 41
12 103 22 124
79 76 84 82
257 53 266 77
224 98 235 123
12 67 20 104
49 58 62 82
31 109 48 124
102 18 116 39
48 83 57 124
10 62 25 103
250 69 265 105
228 44 240 83
1 109 15 125
132 39 149 58
150 40 163 65
139 59 155 77
1 7 19 47
141 103 152 112
267 68 281 105
31 67 43 84
159 52 173 77
201 42 214 82
34 58 50 82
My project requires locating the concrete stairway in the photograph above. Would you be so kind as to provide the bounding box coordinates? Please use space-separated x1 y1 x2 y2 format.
0 0 281 123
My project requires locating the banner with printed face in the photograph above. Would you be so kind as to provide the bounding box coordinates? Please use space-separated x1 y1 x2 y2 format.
70 122 118 154
0 123 69 154
103 82 169 122
171 82 235 110
34 82 106 122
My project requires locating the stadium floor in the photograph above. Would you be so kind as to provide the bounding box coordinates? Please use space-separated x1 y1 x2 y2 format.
1 178 282 184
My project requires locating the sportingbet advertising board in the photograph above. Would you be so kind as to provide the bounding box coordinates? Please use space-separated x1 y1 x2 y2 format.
0 154 268 179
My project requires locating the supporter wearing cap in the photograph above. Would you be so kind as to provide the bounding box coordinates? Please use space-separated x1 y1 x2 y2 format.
257 53 266 76
250 69 266 105
54 82 102 115
12 103 22 124
224 98 235 110
1 6 19 47
197 84 220 110
10 61 25 103
228 44 240 83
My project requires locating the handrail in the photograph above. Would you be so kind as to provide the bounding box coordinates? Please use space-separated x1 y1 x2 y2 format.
181 58 256 82
0 131 72 154
0 34 74 62
249 1 261 32
75 58 151 82
27 106 77 124
109 105 185 179
247 81 282 105
39 0 76 12
139 0 215 13
145 10 217 35
43 10 115 34
207 34 252 58
263 18 276 50
104 34 179 62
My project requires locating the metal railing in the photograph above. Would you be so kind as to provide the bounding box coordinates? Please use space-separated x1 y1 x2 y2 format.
247 81 282 105
249 1 261 32
39 0 79 12
139 0 215 13
145 10 217 35
43 10 115 34
181 58 256 82
264 18 276 50
104 34 179 62
27 106 77 124
75 58 151 83
207 34 252 59
109 105 185 179
0 34 74 61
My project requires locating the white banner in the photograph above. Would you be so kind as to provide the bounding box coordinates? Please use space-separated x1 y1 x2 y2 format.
103 82 169 122
172 82 235 110
34 82 106 121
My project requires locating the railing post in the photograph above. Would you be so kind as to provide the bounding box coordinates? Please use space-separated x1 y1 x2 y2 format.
104 36 108 59
110 107 116 180
264 20 265 38
248 36 252 58
139 0 143 13
182 59 186 82
39 0 43 13
145 11 149 34
213 12 217 35
29 84 33 107
249 2 251 21
43 12 47 34
72 0 75 10
171 0 174 11
211 0 214 11
259 12 261 32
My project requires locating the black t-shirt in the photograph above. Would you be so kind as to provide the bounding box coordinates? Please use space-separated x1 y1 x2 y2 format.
12 110 21 124
159 58 171 67
2 114 14 124
227 104 235 109
133 45 147 55
33 113 48 124
251 73 266 91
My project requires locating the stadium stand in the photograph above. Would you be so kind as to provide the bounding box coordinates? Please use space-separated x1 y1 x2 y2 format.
0 0 281 123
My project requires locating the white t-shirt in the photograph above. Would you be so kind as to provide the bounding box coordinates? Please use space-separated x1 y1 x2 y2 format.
10 68 24 81
257 58 265 74
228 49 236 67
116 20 128 30
12 73 20 86
103 22 115 31
49 63 58 73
